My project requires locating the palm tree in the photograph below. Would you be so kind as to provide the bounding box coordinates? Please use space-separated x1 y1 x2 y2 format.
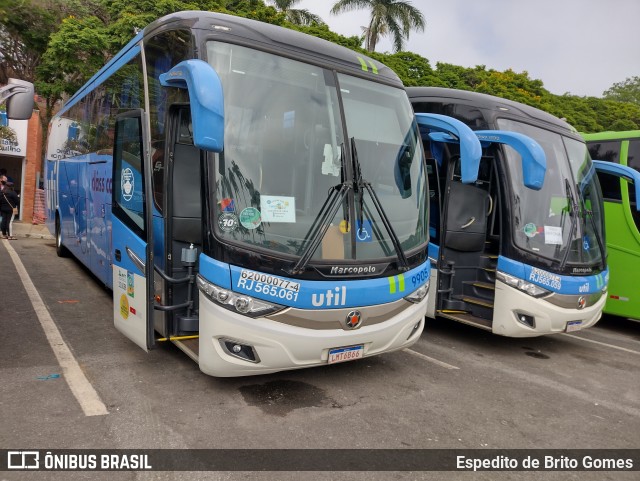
269 0 324 26
331 0 425 52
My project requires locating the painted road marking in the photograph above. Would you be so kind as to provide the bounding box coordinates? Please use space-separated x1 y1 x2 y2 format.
562 333 640 355
3 240 108 416
404 348 460 370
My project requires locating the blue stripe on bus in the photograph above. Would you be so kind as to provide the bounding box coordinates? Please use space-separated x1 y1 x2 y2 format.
497 256 608 295
427 242 439 262
198 254 430 309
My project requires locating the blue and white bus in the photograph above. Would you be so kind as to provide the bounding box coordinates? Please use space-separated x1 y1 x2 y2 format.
408 87 640 337
44 12 485 376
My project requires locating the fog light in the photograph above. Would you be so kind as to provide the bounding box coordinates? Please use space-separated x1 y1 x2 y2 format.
407 319 423 340
516 313 535 329
220 339 260 363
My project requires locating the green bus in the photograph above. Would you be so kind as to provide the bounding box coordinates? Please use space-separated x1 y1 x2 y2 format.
583 131 640 319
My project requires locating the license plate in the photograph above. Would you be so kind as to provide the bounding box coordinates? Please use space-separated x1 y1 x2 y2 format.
566 320 583 332
328 345 364 364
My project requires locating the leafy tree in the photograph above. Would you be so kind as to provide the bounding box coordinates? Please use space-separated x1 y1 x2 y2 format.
0 0 60 83
268 0 323 26
370 51 436 86
35 0 281 122
603 76 640 105
330 0 425 52
291 23 361 49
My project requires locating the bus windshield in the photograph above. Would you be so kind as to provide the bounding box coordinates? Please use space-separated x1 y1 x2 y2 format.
497 118 605 268
207 42 427 262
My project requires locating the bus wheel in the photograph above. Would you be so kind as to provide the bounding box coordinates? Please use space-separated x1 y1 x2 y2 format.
55 217 68 258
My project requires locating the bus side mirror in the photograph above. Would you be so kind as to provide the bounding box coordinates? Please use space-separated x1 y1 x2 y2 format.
159 60 224 153
475 130 546 190
1 79 35 120
415 113 482 184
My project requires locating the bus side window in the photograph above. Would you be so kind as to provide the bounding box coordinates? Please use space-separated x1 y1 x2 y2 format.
596 171 623 202
627 139 640 231
627 139 640 203
587 141 620 163
113 114 146 238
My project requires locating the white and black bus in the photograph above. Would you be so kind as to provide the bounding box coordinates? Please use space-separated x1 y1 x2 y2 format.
44 12 484 376
408 87 640 337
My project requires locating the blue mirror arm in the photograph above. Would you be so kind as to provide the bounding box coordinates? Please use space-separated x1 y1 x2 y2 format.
160 60 224 152
415 113 482 184
593 160 640 211
474 130 546 190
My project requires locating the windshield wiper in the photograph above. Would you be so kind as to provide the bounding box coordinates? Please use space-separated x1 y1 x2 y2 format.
578 186 606 269
559 178 578 272
351 138 410 272
288 144 349 275
288 138 411 275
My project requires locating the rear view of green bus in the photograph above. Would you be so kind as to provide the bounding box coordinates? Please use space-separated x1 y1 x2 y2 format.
583 131 640 319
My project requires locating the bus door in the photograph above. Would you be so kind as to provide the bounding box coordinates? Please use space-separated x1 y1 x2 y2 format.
435 130 546 327
414 113 483 321
438 155 493 323
112 110 155 350
163 104 202 338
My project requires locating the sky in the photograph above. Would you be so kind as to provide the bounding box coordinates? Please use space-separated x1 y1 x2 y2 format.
296 0 640 97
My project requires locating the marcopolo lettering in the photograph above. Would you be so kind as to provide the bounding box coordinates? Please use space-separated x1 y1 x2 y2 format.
315 263 388 278
330 265 376 275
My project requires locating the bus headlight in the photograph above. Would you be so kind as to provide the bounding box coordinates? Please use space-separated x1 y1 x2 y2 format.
404 280 429 304
496 272 549 298
196 275 284 318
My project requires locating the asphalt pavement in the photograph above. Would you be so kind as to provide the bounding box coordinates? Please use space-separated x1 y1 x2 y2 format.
1 237 639 481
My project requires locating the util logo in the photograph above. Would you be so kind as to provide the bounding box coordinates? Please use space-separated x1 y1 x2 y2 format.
311 286 347 307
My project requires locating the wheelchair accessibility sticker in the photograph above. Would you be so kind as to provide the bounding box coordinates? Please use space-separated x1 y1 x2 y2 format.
356 220 372 242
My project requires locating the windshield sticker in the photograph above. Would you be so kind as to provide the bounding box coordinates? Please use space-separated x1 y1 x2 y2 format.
544 225 563 245
219 198 235 212
529 267 562 290
523 223 537 238
583 235 591 251
239 207 262 230
121 167 134 202
322 144 340 177
261 196 295 223
218 213 239 232
356 220 373 242
339 219 350 234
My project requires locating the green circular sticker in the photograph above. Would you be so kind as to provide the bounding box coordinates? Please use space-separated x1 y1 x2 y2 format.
523 222 537 238
239 207 262 230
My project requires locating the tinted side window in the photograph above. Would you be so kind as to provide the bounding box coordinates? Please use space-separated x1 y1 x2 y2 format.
596 171 622 202
113 114 146 238
93 54 144 154
627 140 640 230
411 101 490 130
144 29 193 213
587 140 620 163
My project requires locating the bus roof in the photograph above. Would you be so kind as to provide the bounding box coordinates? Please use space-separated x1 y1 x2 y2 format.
407 86 578 136
143 11 400 86
58 11 402 117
